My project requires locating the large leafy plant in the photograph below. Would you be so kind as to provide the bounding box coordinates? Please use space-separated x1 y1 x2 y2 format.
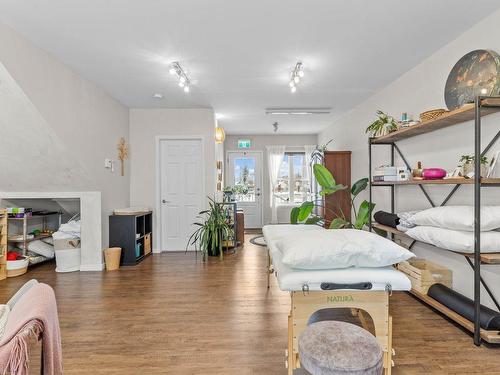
187 197 234 261
291 164 375 230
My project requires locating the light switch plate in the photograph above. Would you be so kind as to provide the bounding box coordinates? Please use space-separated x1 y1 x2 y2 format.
104 158 113 169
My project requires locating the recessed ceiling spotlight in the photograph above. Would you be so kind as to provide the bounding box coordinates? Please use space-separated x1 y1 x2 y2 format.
289 61 304 92
153 93 164 99
170 61 192 93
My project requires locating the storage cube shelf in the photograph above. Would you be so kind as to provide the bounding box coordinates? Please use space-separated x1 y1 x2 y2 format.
109 212 153 266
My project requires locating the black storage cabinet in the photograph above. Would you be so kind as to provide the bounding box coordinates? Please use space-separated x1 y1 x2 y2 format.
109 212 153 266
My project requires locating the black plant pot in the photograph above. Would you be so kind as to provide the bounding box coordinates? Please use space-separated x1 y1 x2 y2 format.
206 234 222 257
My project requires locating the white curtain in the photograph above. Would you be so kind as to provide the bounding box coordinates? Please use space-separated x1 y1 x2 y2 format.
266 145 286 224
304 145 316 183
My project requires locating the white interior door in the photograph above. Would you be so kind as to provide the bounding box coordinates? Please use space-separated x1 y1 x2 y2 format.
227 151 263 228
160 138 203 251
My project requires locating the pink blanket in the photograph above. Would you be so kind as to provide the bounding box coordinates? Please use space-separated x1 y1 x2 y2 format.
0 283 63 375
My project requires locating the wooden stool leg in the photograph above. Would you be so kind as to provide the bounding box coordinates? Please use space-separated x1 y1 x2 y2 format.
40 342 44 375
288 314 294 375
384 316 393 375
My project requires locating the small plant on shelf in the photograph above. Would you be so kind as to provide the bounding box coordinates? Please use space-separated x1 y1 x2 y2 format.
187 197 234 261
459 154 489 177
290 164 375 230
365 110 398 137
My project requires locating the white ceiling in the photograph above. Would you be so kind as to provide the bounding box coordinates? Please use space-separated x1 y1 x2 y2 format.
0 0 499 135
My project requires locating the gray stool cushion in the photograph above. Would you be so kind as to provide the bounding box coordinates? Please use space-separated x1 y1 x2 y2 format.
298 321 383 375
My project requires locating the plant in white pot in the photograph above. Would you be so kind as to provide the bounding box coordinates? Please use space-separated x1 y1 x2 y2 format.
459 154 489 177
365 110 398 137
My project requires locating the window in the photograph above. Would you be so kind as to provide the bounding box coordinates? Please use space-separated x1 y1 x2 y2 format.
274 153 310 204
232 157 256 202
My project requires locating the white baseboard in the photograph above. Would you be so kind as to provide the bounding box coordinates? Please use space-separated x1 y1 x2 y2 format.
80 263 105 271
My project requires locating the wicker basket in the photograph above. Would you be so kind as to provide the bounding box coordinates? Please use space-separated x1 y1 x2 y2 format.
419 109 449 122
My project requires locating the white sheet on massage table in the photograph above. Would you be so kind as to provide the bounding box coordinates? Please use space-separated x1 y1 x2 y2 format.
264 226 411 292
262 224 325 243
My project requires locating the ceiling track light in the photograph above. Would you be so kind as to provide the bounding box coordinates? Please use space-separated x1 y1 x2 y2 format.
265 107 332 115
170 61 191 93
289 61 304 93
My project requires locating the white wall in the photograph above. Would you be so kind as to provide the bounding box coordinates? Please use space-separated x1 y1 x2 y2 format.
224 134 318 225
129 108 216 251
319 9 500 308
0 22 130 249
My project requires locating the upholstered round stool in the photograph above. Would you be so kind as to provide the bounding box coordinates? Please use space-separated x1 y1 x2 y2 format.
298 321 384 375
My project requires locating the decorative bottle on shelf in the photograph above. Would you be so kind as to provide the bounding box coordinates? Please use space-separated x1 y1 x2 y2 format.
412 161 423 179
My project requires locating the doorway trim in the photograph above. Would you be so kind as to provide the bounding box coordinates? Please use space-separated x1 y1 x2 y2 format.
155 135 206 253
226 150 264 229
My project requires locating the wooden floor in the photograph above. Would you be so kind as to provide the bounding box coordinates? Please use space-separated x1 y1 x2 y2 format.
1 235 500 374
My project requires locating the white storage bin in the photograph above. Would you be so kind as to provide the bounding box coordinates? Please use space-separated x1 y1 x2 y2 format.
54 238 81 273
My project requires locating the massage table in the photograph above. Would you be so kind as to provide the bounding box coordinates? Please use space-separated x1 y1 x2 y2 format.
262 225 411 375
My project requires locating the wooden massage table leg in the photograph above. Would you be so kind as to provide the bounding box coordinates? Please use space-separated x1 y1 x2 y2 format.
287 313 294 375
267 250 271 289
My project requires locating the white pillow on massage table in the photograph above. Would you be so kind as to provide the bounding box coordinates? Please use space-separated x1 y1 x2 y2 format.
262 224 324 243
275 229 414 269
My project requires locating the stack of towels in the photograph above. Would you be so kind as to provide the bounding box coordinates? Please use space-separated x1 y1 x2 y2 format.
374 206 500 254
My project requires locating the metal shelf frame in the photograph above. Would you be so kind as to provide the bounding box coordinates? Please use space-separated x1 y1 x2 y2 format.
368 95 500 346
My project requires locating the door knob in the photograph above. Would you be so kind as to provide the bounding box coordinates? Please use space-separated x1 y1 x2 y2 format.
162 199 170 204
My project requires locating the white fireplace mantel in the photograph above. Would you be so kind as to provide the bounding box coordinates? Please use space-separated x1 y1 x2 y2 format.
0 191 103 271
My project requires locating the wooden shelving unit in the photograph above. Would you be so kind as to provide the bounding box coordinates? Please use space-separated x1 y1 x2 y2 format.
0 209 7 281
410 288 500 344
371 98 500 144
368 96 500 345
372 178 500 186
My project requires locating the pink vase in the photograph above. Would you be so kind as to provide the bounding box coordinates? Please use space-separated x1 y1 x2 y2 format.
422 168 447 180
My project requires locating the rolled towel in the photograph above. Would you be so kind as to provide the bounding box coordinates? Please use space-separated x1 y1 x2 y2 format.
374 211 400 228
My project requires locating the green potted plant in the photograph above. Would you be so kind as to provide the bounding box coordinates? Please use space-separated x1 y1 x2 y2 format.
223 184 250 202
366 110 398 137
187 197 234 260
460 154 489 177
223 186 234 202
290 164 375 230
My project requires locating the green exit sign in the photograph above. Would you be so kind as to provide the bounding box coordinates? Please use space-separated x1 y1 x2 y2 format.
237 139 251 149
